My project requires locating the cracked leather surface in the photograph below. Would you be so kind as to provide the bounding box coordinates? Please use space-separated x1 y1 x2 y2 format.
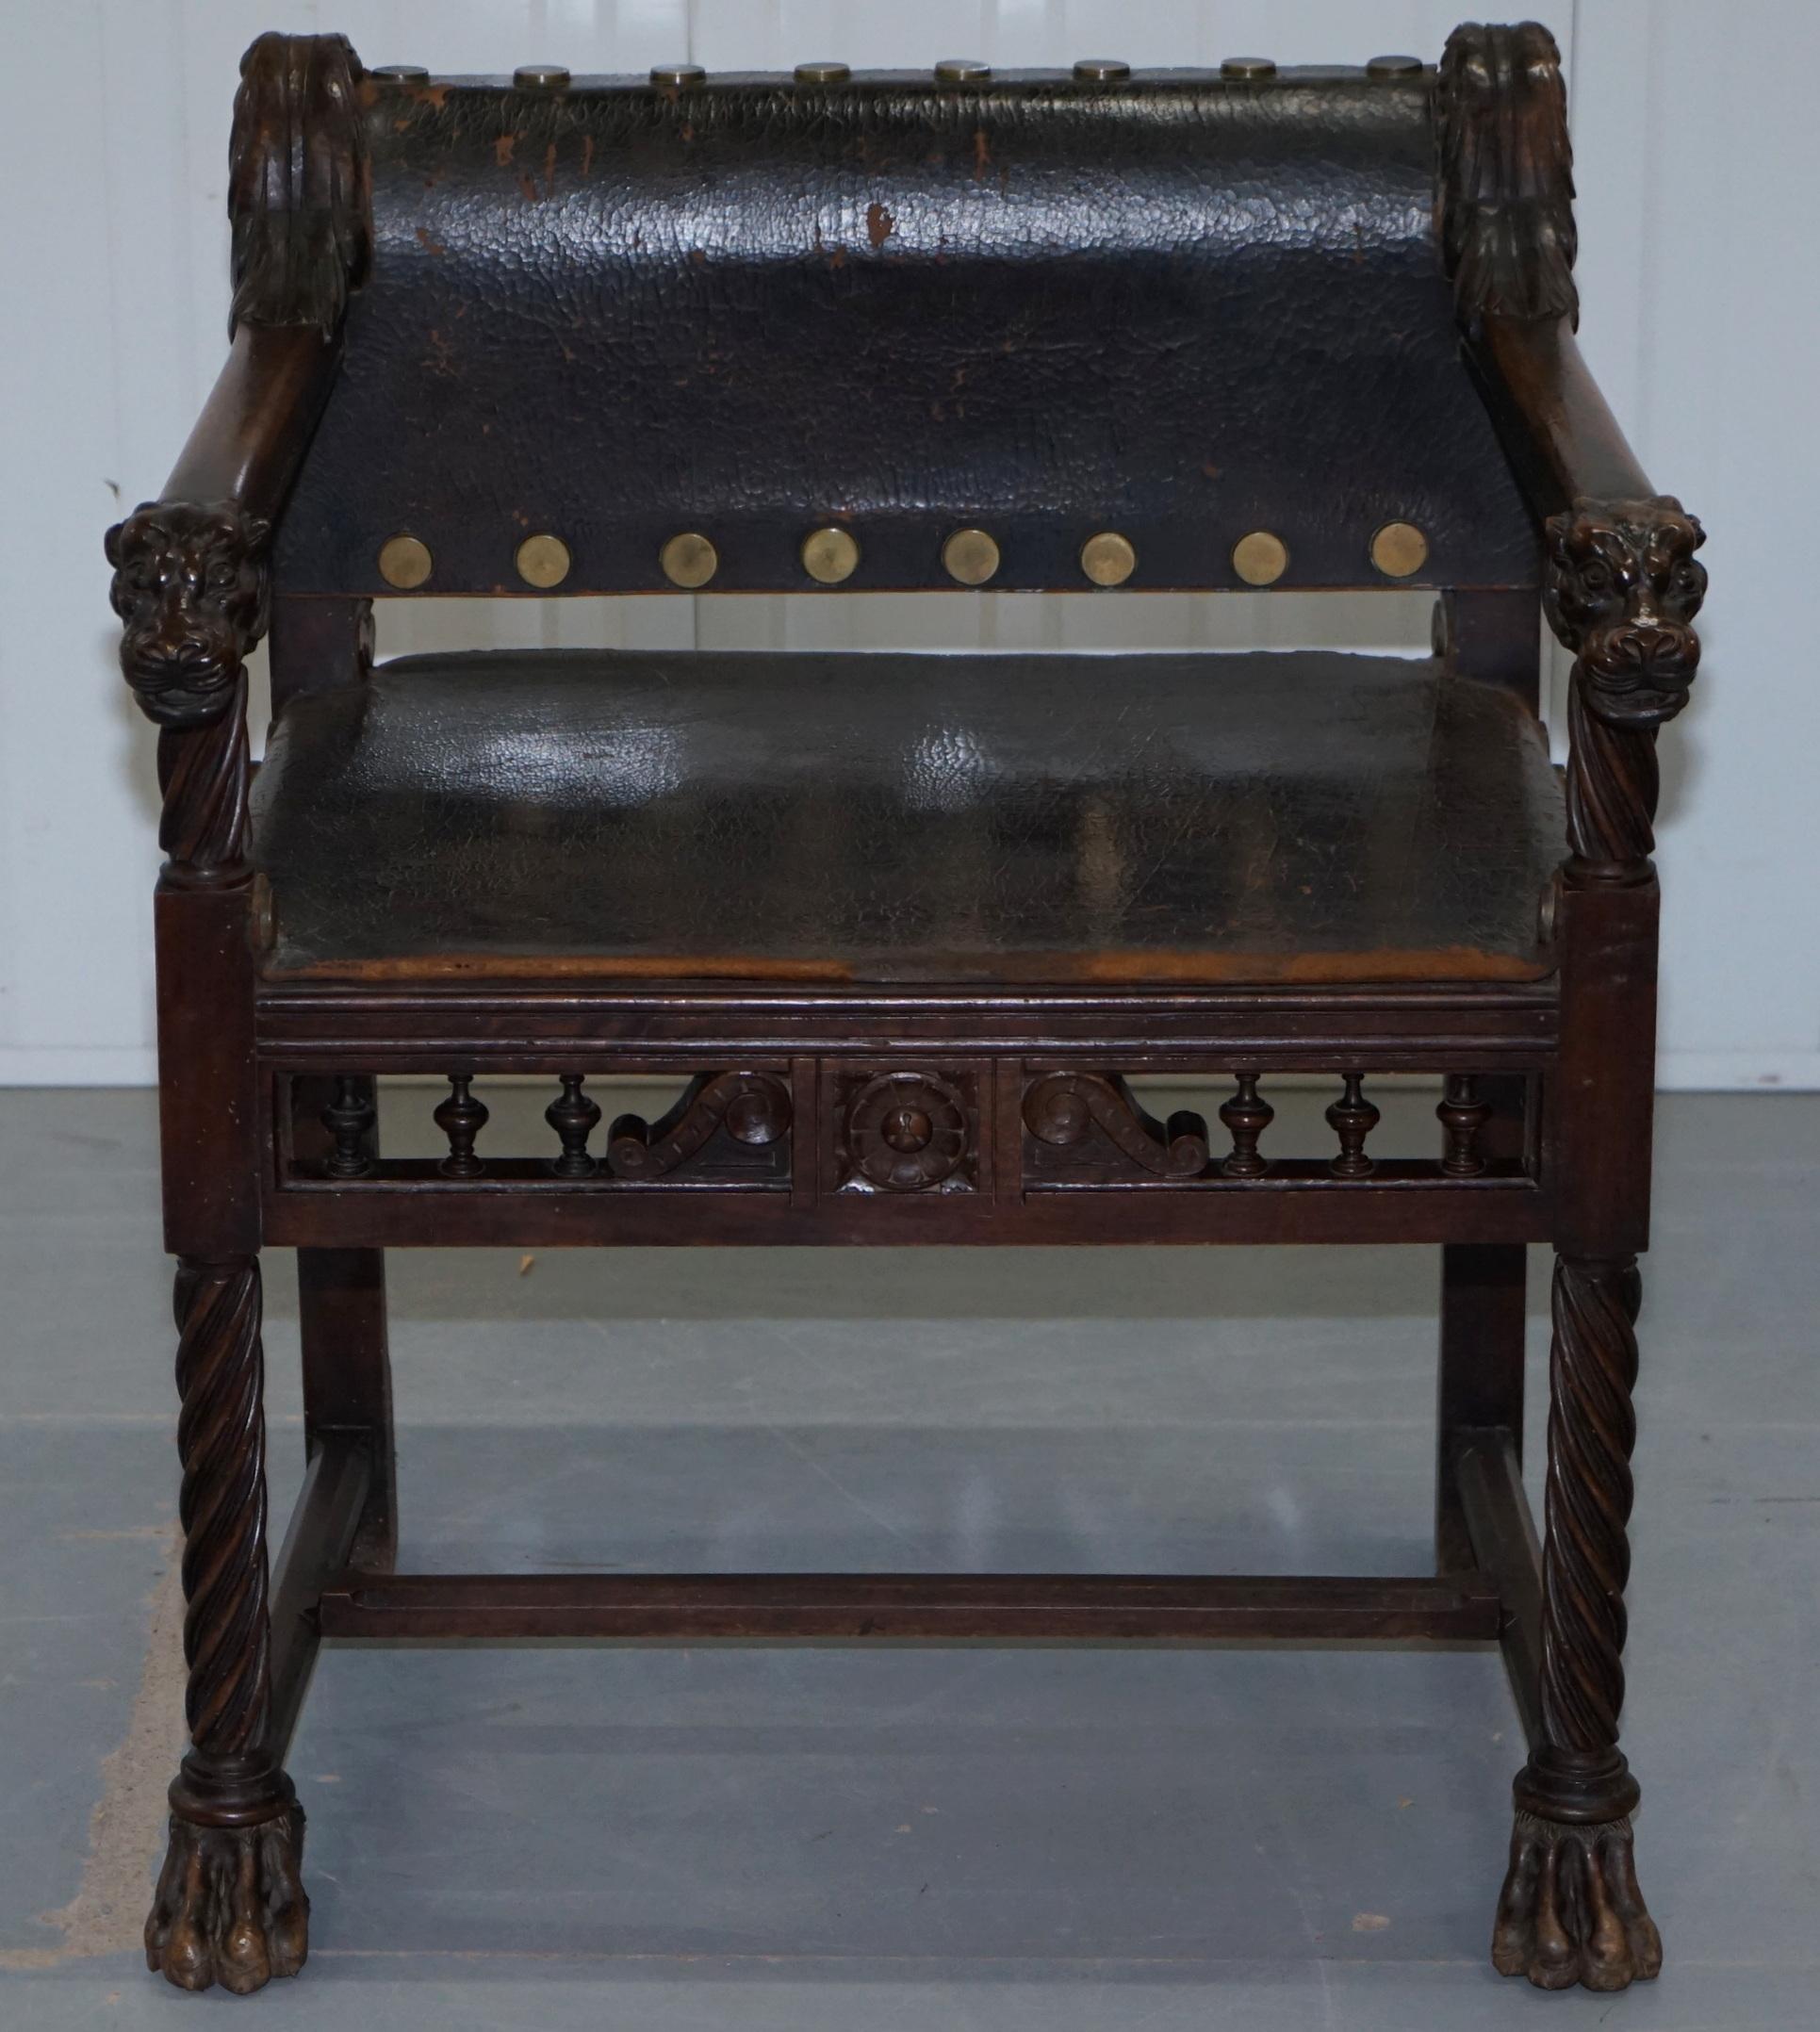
273 70 1539 594
251 648 1563 984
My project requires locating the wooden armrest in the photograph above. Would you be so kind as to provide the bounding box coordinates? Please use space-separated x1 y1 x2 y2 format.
163 323 338 515
107 326 338 882
1472 316 1708 884
1472 316 1655 514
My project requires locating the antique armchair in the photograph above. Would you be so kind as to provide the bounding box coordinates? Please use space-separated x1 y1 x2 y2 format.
108 24 1705 1997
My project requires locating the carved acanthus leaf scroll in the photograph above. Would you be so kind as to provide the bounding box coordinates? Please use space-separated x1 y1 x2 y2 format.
1023 1073 1209 1180
607 1072 793 1181
1437 22 1577 325
228 32 370 335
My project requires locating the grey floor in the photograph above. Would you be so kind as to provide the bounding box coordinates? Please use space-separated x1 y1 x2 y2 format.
1 1087 1815 2029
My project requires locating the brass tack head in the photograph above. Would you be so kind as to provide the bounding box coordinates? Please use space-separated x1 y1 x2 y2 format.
801 526 861 584
514 64 570 90
794 60 850 85
943 527 1001 586
1221 57 1277 80
1080 532 1137 587
377 534 433 590
1073 57 1131 82
935 59 992 86
516 533 572 589
660 531 718 589
1370 520 1430 579
650 62 705 88
371 64 429 83
1366 54 1424 79
1231 530 1288 586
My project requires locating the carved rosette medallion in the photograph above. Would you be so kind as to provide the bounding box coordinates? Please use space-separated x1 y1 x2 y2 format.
842 1071 974 1192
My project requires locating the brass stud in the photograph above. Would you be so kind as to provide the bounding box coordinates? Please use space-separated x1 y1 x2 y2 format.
1231 531 1288 586
794 60 850 85
1073 58 1130 82
1080 532 1137 587
371 64 429 83
1221 57 1277 80
801 526 861 584
516 533 572 589
935 59 992 86
1370 520 1430 579
514 64 570 90
377 534 433 590
660 531 718 589
1366 55 1424 79
650 62 705 88
942 528 1000 586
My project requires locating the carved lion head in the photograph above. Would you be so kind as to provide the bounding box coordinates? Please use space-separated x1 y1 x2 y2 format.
1545 498 1706 727
106 501 270 729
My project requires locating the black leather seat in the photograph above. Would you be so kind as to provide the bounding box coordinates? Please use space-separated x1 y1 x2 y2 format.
252 647 1562 985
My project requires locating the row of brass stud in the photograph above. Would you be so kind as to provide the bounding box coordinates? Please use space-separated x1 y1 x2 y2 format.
376 521 1430 592
372 57 1426 92
323 1070 1492 1184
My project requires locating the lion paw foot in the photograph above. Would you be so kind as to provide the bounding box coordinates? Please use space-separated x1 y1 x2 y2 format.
144 1803 308 1994
1492 1809 1660 1991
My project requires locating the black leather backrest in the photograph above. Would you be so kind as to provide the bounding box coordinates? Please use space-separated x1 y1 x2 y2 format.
274 68 1539 596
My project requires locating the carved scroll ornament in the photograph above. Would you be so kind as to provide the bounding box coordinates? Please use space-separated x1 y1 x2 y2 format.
1544 497 1707 876
1437 22 1578 325
1024 1073 1209 1180
607 1072 793 1181
228 31 370 336
107 500 271 880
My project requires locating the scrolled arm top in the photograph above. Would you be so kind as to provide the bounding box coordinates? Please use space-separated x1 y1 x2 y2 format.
106 500 271 730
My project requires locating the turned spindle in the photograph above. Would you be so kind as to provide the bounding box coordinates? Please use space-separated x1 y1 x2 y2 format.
434 1073 488 1178
546 1073 601 1178
1326 1072 1380 1178
320 1073 375 1179
1437 1073 1492 1176
1218 1072 1272 1177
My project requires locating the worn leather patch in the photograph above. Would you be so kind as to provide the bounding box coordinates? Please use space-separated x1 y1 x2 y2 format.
273 74 1539 594
252 648 1562 984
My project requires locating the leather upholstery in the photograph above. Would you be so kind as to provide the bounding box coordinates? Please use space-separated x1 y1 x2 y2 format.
273 70 1539 595
251 649 1563 985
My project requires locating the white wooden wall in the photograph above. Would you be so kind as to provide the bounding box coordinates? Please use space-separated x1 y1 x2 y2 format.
2 0 1813 1087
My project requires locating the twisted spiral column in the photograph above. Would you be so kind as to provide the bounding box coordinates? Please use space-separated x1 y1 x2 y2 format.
1521 1254 1645 1820
1564 687 1661 876
156 687 252 882
168 1257 286 1821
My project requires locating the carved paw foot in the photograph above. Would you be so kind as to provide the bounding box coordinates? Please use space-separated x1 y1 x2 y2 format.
1492 1809 1660 1991
145 1804 308 1994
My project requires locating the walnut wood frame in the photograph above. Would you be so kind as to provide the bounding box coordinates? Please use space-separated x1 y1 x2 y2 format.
111 23 1698 2000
